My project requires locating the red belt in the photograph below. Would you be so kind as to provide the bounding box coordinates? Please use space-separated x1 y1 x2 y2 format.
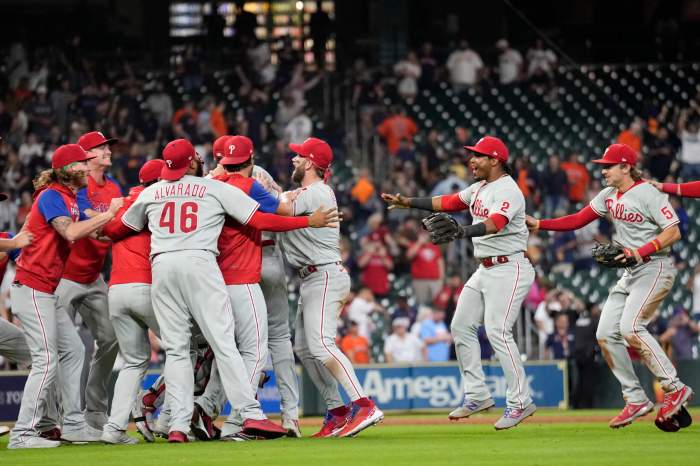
480 255 509 268
261 240 275 247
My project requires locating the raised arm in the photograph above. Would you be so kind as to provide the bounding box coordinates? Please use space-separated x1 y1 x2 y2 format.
51 197 123 242
381 192 468 212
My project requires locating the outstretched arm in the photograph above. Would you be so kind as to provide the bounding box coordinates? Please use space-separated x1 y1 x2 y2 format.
381 192 469 212
527 205 600 232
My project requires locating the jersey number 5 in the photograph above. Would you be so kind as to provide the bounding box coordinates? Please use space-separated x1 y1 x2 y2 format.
661 206 674 220
159 201 199 233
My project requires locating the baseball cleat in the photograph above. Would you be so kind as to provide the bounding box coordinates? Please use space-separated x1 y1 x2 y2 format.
282 418 302 438
675 406 692 428
190 403 216 441
241 418 287 440
7 436 61 449
311 408 350 438
448 398 495 420
657 386 693 420
40 427 61 441
167 431 189 443
494 403 537 430
101 430 139 445
0 425 10 437
61 424 104 443
220 432 265 442
336 399 384 438
132 392 155 443
608 400 654 428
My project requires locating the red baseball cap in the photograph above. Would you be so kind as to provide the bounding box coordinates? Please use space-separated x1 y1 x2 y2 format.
289 137 333 170
592 143 638 166
139 159 166 184
52 144 95 169
212 135 231 160
465 136 509 163
161 139 197 181
77 131 118 151
220 135 254 165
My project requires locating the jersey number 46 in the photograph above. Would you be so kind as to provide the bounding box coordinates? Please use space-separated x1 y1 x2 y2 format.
159 201 198 233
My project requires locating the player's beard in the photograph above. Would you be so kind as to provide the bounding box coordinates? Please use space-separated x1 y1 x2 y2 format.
60 169 88 189
194 161 204 177
292 164 305 184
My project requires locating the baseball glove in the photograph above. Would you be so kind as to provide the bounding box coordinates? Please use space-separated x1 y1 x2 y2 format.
592 242 641 268
422 212 463 244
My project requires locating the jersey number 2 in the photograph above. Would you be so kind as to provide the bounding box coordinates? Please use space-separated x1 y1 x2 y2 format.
159 201 198 233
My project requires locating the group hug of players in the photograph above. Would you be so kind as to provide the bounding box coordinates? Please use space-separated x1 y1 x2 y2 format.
0 130 696 449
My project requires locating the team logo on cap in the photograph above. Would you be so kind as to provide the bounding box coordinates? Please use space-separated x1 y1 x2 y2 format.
228 144 235 154
166 159 173 168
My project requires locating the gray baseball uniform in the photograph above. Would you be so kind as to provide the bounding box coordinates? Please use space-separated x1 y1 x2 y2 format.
121 174 267 434
451 175 535 409
254 165 300 421
591 182 685 402
55 276 118 428
103 283 159 433
280 181 365 406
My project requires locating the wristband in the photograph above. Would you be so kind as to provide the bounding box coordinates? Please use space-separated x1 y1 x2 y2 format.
460 222 487 238
637 240 659 259
408 197 434 211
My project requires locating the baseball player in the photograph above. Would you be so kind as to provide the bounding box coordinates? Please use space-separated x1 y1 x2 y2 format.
205 134 230 179
120 138 338 442
55 131 121 430
8 144 123 449
527 143 693 428
280 137 384 438
383 135 536 430
98 159 165 445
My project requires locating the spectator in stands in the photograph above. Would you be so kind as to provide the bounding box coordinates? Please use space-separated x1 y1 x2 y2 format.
646 126 676 181
526 38 556 85
309 0 333 70
660 308 700 363
0 101 13 136
688 264 700 322
446 39 484 92
25 85 54 141
17 133 43 167
284 108 312 144
677 108 700 179
418 129 445 187
616 119 644 157
358 238 393 299
432 273 462 324
545 313 574 360
146 81 174 128
384 318 425 363
390 292 418 326
542 154 569 217
419 308 451 362
346 287 382 340
50 79 75 132
560 152 590 204
233 0 258 48
495 39 523 85
407 230 444 306
376 106 418 156
573 302 600 408
172 99 199 142
340 321 371 364
394 51 421 103
2 151 29 195
418 42 438 89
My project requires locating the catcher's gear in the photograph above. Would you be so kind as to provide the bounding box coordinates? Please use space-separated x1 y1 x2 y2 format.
592 242 642 268
422 213 463 244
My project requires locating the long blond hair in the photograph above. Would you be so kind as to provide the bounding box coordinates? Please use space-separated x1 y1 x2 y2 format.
33 168 84 191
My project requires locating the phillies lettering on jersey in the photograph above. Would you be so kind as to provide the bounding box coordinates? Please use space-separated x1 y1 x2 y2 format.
63 175 122 284
590 181 679 251
15 184 83 293
457 175 528 258
121 174 260 257
604 199 644 223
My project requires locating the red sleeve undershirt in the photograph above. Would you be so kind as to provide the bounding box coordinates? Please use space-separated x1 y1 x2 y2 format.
663 182 700 198
247 210 310 231
439 193 469 212
489 214 508 231
103 203 137 241
538 205 600 231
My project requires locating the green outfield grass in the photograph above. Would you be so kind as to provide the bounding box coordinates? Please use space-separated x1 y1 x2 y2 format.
1 411 696 466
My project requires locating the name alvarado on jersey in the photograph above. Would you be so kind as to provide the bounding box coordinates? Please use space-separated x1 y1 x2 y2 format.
153 182 208 200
